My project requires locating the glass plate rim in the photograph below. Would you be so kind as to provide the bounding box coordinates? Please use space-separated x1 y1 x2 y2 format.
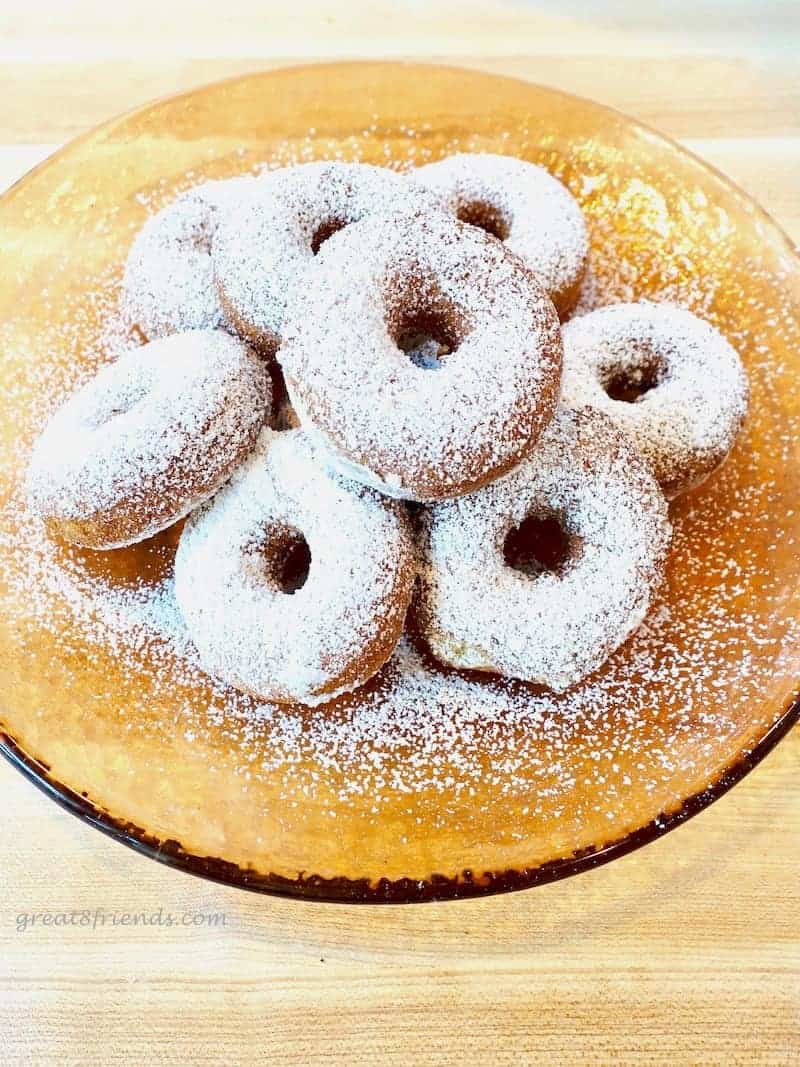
1 60 798 904
2 698 797 903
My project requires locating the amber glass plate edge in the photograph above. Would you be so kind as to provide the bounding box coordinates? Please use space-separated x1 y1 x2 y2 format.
2 698 797 904
1 60 798 263
1 61 799 903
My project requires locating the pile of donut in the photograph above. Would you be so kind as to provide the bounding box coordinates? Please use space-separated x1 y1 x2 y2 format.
27 155 749 705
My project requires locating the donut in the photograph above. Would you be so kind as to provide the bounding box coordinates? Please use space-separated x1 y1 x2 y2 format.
280 209 563 502
27 330 270 549
121 177 255 340
212 161 443 353
174 429 416 705
412 153 589 318
416 406 671 692
560 302 749 498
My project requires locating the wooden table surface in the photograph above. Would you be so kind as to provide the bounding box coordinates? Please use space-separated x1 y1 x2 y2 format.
1 4 798 1064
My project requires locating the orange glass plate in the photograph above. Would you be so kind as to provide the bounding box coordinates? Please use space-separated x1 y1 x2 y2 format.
0 63 798 903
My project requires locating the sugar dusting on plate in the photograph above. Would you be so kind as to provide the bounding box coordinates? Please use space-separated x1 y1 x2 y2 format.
1 141 800 834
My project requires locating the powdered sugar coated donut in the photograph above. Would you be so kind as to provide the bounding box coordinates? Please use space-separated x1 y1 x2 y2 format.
417 407 671 691
412 153 589 318
561 302 749 498
27 330 270 549
174 429 416 706
121 177 256 340
281 209 563 502
212 161 443 353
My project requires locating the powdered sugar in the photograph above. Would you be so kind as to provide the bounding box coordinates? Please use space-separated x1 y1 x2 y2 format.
412 152 589 316
0 263 797 822
561 301 750 498
281 209 562 500
1 127 797 862
418 407 671 690
120 177 258 339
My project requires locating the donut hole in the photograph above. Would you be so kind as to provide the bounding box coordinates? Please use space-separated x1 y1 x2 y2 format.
189 221 215 255
393 307 463 371
504 513 575 578
311 217 347 255
87 381 150 429
457 200 510 242
603 352 665 404
262 526 311 595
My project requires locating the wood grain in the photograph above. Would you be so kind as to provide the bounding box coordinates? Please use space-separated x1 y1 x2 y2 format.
0 3 798 1064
